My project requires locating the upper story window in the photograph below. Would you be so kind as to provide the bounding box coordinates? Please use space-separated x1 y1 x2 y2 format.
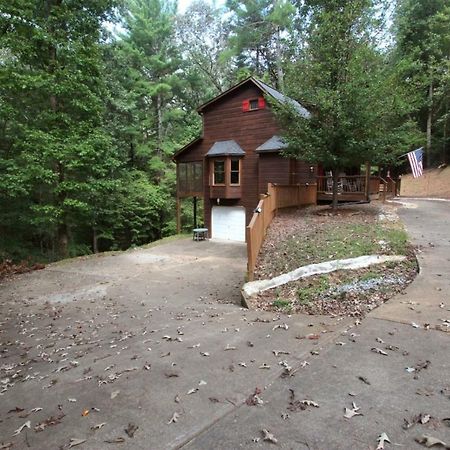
230 159 240 185
242 97 265 112
213 160 225 185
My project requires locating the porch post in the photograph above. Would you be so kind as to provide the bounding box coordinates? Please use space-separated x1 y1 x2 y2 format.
176 196 181 233
193 196 197 228
364 162 370 202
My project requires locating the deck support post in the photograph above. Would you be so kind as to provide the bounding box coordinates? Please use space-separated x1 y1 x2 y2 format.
176 196 181 233
364 162 370 201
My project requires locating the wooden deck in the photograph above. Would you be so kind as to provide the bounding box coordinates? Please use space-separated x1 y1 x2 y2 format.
317 175 380 202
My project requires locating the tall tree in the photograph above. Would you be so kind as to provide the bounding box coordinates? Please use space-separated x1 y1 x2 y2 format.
225 0 295 87
0 0 119 258
176 0 234 104
395 0 450 166
278 0 420 208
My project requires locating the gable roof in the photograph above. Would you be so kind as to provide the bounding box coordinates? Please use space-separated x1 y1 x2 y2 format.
197 77 310 118
206 140 245 157
172 136 202 161
255 135 288 153
252 79 310 118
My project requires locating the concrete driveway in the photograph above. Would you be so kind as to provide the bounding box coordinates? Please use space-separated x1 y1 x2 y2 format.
0 238 350 449
184 199 450 450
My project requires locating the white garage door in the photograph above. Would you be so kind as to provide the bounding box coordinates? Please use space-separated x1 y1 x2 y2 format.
211 206 246 242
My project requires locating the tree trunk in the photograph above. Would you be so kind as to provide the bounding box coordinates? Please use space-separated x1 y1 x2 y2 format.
93 228 98 253
331 169 339 210
157 93 163 159
57 222 69 258
47 0 67 258
426 81 433 167
442 102 448 164
256 47 260 76
275 27 284 90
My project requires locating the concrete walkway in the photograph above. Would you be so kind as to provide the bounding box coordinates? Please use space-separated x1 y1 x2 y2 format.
183 199 450 449
1 200 448 449
0 238 353 449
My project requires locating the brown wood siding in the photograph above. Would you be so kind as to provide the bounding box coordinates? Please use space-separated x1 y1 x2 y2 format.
258 154 291 194
175 82 315 234
201 84 280 231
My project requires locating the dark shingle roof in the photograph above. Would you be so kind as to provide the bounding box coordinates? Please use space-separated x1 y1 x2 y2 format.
253 79 311 118
206 140 245 157
255 135 288 153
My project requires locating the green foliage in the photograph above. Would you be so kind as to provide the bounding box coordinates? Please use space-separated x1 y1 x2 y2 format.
0 0 447 264
272 298 292 310
395 0 450 165
297 276 329 304
279 1 421 186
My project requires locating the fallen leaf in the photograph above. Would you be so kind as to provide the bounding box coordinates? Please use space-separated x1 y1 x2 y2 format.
111 390 120 399
377 432 391 449
8 407 24 414
198 380 207 386
164 371 179 378
344 402 362 419
12 420 30 436
224 344 236 351
34 413 65 432
0 443 13 449
125 423 138 438
415 435 450 448
273 323 288 331
301 400 319 408
272 350 290 357
68 438 86 448
358 375 371 385
187 388 198 395
167 412 180 424
371 347 388 356
104 437 125 444
262 429 278 444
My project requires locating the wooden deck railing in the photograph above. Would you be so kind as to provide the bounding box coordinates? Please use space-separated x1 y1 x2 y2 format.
317 175 366 194
246 183 317 281
379 176 397 201
317 175 381 200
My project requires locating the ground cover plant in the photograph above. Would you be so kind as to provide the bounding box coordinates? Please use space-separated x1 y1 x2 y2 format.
252 204 418 316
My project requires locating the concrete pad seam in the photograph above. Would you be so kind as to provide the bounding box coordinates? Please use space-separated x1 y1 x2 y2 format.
176 318 355 449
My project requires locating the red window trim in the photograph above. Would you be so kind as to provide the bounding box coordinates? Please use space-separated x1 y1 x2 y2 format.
242 97 265 112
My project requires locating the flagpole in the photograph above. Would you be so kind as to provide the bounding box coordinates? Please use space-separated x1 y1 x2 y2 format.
397 147 424 159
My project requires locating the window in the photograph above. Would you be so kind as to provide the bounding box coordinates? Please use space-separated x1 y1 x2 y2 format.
178 162 203 193
230 159 240 185
213 160 225 185
242 97 265 112
249 99 259 110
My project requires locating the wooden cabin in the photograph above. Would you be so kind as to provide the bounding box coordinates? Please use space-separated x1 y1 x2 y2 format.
173 77 317 242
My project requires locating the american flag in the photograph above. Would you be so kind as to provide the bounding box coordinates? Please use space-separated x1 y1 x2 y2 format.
407 147 424 178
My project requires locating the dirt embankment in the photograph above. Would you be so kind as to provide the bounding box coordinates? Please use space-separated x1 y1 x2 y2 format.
251 204 418 316
400 166 450 198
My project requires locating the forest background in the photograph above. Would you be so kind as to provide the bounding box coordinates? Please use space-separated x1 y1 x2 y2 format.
1 0 449 263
